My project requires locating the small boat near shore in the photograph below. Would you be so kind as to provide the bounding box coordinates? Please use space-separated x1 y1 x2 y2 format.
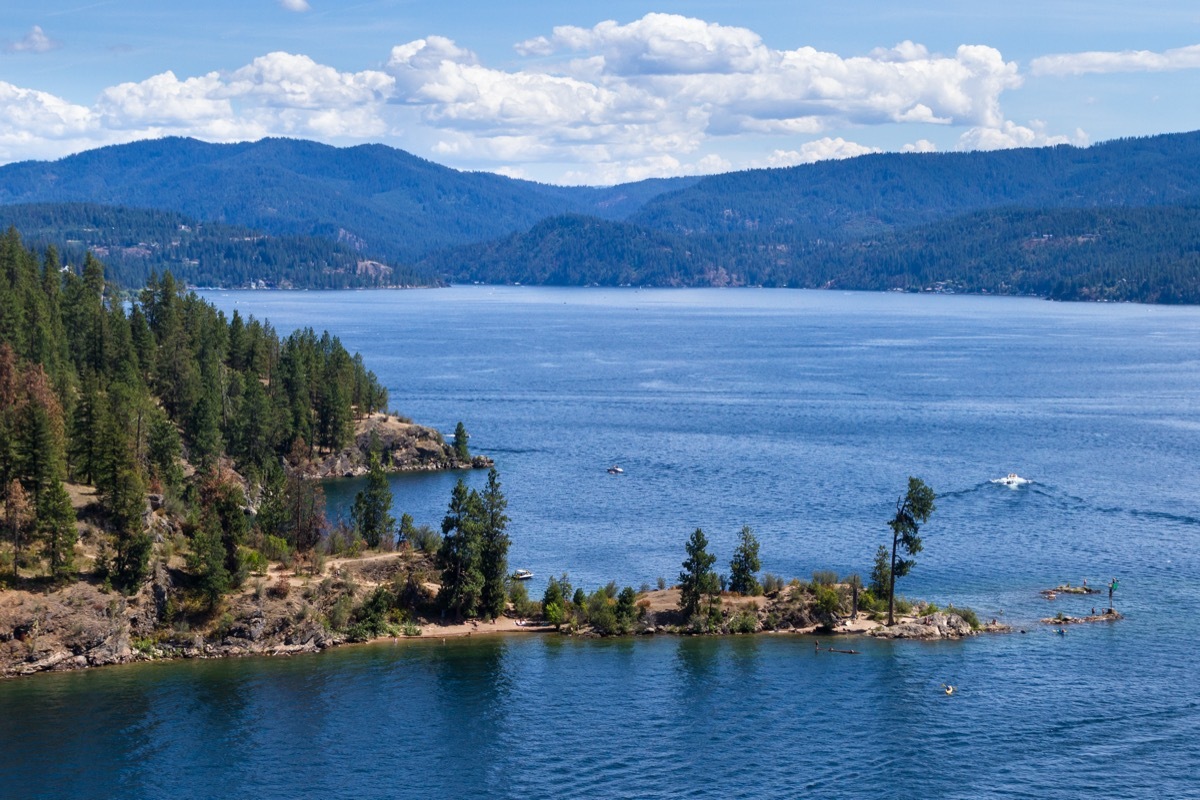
512 569 534 581
991 473 1030 488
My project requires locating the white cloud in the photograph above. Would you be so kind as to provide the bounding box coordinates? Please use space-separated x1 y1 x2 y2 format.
278 0 311 12
381 14 1034 180
757 138 881 168
1030 44 1200 76
5 25 60 55
958 120 1088 150
902 139 938 153
0 13 1089 182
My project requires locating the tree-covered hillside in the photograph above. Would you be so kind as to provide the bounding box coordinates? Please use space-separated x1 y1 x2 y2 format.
424 203 1200 303
0 204 422 288
3 132 1199 300
0 228 387 591
631 132 1200 239
0 138 693 263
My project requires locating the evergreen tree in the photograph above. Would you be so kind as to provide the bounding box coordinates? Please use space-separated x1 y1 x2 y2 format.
38 479 76 580
397 512 416 547
886 477 936 625
728 524 762 595
437 478 484 618
542 575 567 627
869 544 892 598
351 452 394 549
146 408 184 492
478 467 510 619
679 527 720 620
188 511 230 610
3 480 32 579
453 421 470 462
283 467 326 562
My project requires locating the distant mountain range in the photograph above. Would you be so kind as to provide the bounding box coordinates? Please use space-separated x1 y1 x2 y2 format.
1 131 1198 301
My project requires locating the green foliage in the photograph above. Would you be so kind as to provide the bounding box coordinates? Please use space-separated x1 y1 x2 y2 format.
408 524 441 553
814 585 841 619
187 513 230 610
241 548 268 576
261 535 291 563
886 477 936 625
453 422 471 462
397 513 416 546
351 453 395 549
947 604 981 630
762 573 785 595
478 468 510 620
437 479 484 619
347 586 399 641
728 524 761 595
328 595 354 631
811 570 839 586
730 609 759 634
508 581 539 618
870 544 892 598
678 527 721 620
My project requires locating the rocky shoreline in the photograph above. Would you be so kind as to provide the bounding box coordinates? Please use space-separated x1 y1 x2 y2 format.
296 413 492 479
1 553 1005 679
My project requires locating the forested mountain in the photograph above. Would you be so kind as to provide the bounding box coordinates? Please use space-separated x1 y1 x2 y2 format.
0 228 388 591
2 132 1199 301
0 138 694 263
0 203 421 288
424 203 1200 303
630 131 1200 239
421 215 712 287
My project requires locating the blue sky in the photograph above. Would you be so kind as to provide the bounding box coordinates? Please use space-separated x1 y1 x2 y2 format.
1 1 1198 183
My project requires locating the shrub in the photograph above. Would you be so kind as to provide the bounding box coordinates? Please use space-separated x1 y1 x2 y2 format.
842 573 863 590
262 535 291 563
812 570 839 586
269 575 291 599
347 586 397 641
894 596 914 616
656 576 666 591
401 621 422 637
328 595 354 630
730 610 758 634
409 525 442 553
947 604 981 630
922 601 941 614
762 573 785 594
509 582 539 618
242 549 268 576
814 585 841 617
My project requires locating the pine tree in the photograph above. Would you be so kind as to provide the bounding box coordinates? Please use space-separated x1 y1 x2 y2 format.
39 479 76 580
886 477 936 625
728 524 762 595
351 452 394 549
188 511 230 610
437 478 484 618
478 468 510 619
453 421 470 462
4 480 32 580
679 527 720 621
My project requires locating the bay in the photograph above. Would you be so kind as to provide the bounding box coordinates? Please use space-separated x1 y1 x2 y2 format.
3 286 1199 798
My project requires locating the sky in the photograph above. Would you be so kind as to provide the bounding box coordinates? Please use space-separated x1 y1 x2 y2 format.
1 0 1198 185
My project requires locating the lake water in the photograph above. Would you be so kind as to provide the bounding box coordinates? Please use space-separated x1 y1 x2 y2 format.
4 287 1200 798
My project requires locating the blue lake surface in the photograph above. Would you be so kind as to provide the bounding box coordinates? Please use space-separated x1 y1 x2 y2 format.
4 286 1200 798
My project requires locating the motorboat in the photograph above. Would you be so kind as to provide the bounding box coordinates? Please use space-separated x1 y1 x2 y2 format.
607 465 624 474
512 569 534 581
991 473 1030 488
